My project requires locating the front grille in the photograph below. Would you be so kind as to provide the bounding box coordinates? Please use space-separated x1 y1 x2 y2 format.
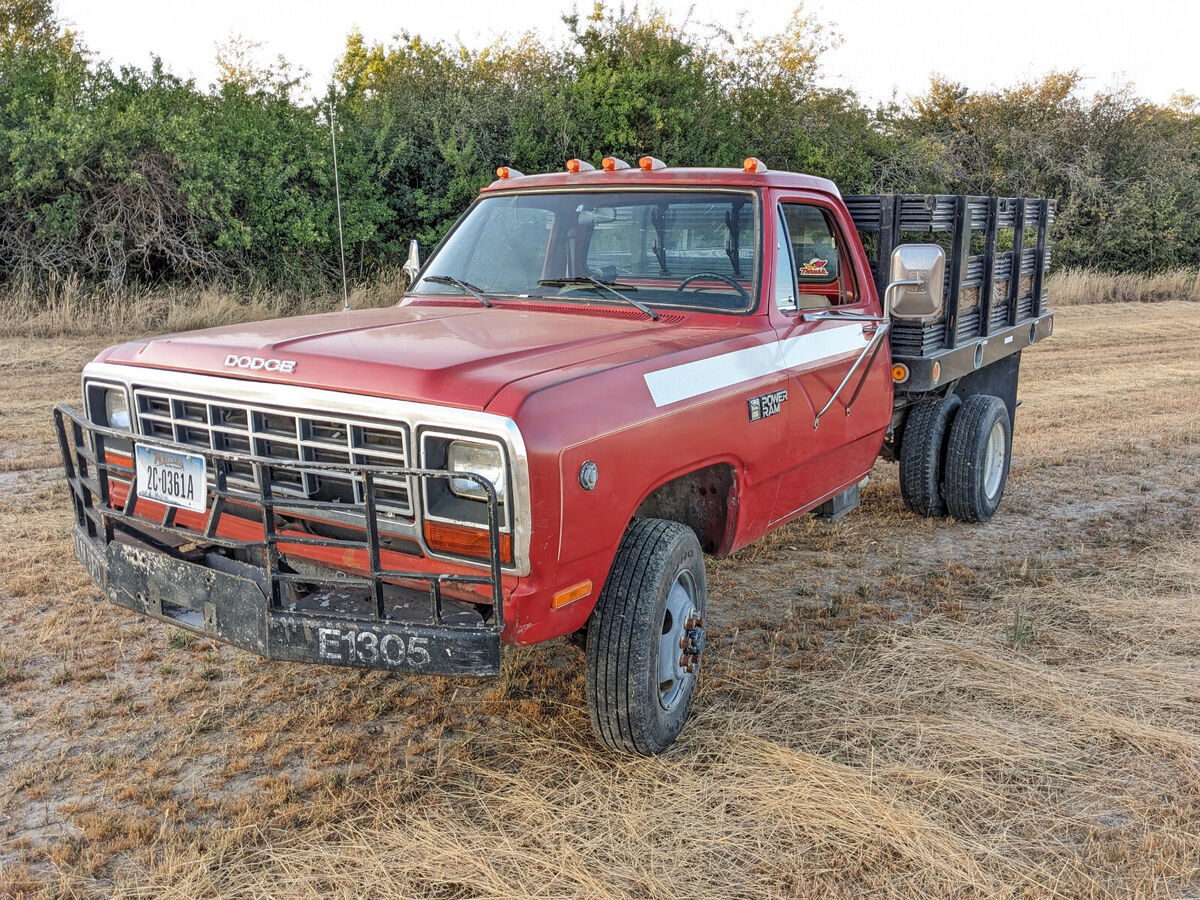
133 389 412 516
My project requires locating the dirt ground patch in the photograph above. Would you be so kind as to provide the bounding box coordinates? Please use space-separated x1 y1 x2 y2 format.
2 302 1200 898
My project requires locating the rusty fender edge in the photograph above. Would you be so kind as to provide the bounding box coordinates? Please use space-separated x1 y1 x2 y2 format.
72 526 501 677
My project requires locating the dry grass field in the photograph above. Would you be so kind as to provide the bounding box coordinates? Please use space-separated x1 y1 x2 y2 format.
2 297 1200 897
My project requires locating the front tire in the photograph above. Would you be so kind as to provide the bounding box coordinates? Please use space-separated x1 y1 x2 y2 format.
586 519 707 755
943 394 1012 522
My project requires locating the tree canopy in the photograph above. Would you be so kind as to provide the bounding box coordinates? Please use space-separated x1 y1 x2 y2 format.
1 0 1196 292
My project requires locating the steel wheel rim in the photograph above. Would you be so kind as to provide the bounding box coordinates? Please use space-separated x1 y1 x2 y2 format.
658 569 698 712
983 419 1006 499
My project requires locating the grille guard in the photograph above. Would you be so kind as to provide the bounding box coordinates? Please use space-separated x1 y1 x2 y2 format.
54 403 506 676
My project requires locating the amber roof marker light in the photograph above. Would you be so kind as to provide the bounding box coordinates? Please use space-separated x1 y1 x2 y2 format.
566 158 595 173
601 156 631 171
638 156 666 170
495 166 524 179
743 157 768 173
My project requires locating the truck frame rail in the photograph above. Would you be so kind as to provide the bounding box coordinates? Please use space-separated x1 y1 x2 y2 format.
54 403 506 676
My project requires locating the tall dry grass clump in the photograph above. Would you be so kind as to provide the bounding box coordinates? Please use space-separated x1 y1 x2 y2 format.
101 539 1200 900
1048 267 1200 305
3 272 407 338
5 267 1197 339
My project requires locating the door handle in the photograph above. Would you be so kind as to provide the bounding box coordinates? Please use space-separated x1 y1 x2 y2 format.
862 322 879 336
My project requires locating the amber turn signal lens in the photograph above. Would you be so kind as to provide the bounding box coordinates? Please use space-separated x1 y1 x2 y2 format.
424 520 512 564
552 580 592 609
103 449 133 467
891 363 909 383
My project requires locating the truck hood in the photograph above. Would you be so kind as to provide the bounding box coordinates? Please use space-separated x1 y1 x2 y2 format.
98 300 719 411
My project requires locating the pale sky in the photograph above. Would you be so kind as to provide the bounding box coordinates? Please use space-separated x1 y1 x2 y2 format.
55 0 1198 107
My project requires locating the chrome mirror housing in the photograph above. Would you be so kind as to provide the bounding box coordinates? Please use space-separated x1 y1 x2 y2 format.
886 244 945 321
400 239 421 293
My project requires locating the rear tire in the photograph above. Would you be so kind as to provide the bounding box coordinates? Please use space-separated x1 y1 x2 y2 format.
899 394 961 517
943 394 1012 523
586 519 707 755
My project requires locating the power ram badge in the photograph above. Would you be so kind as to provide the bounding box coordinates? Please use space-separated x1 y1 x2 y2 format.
748 389 787 421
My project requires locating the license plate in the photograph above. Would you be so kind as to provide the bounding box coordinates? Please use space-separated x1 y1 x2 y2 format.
135 443 207 512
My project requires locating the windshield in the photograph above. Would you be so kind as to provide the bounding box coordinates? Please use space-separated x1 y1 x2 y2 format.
410 190 760 313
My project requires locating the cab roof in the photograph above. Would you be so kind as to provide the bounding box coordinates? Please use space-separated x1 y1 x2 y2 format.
479 165 841 197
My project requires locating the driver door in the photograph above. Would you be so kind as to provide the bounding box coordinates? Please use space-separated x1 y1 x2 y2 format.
769 196 891 524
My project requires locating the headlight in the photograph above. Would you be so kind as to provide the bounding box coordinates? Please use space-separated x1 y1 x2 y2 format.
104 388 131 431
447 440 505 503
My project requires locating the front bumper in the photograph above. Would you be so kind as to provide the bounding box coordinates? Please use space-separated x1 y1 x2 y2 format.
56 404 504 677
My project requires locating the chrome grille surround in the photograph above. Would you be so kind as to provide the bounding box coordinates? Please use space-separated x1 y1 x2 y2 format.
81 361 532 576
134 388 413 516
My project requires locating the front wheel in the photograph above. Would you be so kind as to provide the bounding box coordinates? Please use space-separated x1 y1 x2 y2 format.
586 519 707 755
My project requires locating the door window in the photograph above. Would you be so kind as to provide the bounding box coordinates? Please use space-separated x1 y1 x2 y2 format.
773 207 797 311
779 203 857 309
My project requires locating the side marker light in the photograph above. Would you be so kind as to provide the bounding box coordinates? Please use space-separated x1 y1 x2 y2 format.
552 581 592 609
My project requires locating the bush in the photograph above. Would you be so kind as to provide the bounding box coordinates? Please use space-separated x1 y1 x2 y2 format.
1 0 1196 297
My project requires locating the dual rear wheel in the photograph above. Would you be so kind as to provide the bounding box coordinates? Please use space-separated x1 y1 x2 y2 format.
900 393 1012 523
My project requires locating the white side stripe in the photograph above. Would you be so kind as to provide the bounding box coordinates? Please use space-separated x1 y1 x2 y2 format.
643 324 867 408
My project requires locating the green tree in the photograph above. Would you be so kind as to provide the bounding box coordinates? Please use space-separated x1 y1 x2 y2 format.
2 0 1197 294
899 73 1200 271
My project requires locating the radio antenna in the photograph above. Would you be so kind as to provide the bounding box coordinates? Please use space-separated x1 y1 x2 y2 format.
328 100 350 312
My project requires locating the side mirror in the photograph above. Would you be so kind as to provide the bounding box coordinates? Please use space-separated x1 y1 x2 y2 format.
886 244 945 321
400 239 421 293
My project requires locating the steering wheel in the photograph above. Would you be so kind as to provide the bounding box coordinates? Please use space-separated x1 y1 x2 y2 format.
676 272 751 304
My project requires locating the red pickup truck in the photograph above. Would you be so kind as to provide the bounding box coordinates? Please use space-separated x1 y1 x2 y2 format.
56 158 1055 754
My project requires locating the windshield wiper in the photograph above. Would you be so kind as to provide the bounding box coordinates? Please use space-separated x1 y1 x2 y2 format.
423 275 494 308
536 277 659 321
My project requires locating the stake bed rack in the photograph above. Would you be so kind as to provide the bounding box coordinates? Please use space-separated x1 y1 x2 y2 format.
845 193 1056 394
